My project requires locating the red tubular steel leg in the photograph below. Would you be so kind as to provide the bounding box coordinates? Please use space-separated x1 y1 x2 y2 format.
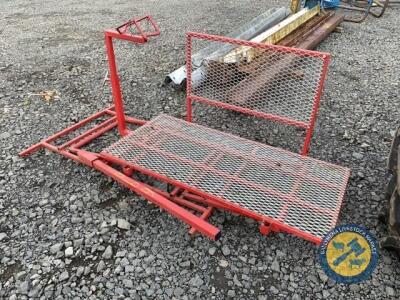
70 122 118 150
105 34 128 136
189 206 214 235
301 54 330 156
58 117 117 149
141 182 208 213
186 34 193 122
19 107 113 157
105 109 147 125
89 157 221 240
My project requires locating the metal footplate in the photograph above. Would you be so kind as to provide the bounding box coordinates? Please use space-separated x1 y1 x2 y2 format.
101 114 350 243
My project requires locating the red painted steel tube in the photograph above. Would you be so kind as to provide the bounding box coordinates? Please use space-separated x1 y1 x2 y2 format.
182 191 249 214
105 109 147 125
171 196 207 213
19 107 112 157
189 206 214 235
39 142 84 164
170 187 182 197
191 95 309 129
301 54 331 155
169 196 207 213
59 117 117 149
70 121 118 150
144 183 207 213
105 30 147 43
104 33 128 136
329 169 351 228
19 141 48 158
92 159 221 240
186 34 193 122
187 32 330 59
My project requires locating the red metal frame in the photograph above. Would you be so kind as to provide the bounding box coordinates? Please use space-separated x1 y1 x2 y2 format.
19 16 347 245
185 32 331 156
99 118 349 244
19 17 222 241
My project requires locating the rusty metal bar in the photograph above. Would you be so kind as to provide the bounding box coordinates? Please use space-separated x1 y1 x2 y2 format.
295 14 345 50
278 12 333 48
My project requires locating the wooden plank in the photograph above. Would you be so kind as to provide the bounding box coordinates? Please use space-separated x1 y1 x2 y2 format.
222 6 321 63
225 13 343 107
290 0 302 14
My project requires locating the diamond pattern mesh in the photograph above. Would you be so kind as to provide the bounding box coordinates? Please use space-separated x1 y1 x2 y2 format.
187 33 330 127
103 115 350 240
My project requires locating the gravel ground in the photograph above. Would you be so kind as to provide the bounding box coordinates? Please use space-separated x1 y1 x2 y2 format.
1 0 400 299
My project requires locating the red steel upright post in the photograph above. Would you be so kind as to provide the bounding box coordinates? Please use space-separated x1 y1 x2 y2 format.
186 34 193 122
105 34 128 136
104 17 159 136
301 54 330 156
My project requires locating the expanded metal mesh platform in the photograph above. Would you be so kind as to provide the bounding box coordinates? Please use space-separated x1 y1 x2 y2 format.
102 114 350 241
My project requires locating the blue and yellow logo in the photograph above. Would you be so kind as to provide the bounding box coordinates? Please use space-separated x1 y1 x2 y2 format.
318 225 378 283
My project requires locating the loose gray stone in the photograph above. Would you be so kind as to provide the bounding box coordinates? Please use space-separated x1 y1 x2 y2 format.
125 265 134 273
50 243 63 254
65 246 73 257
350 284 360 292
0 232 7 241
123 279 134 289
76 266 84 277
0 132 11 139
221 245 231 256
120 257 129 267
165 288 173 297
352 152 364 160
116 250 126 258
386 286 395 297
219 260 229 268
117 218 131 230
115 287 124 295
322 290 330 298
174 287 185 297
97 260 106 272
19 281 30 295
102 245 113 259
233 275 242 287
139 249 146 258
270 286 279 295
227 290 236 298
292 294 301 300
74 238 84 248
189 275 204 287
209 247 217 255
59 271 69 282
271 260 280 272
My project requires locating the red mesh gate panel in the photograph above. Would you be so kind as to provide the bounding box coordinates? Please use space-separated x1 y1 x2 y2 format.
186 32 330 155
101 114 350 243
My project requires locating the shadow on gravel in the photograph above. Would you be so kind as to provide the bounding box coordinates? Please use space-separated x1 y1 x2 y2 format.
0 262 22 283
